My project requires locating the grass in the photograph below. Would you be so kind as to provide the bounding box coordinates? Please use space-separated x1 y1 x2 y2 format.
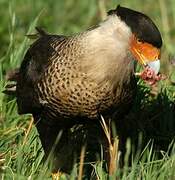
0 0 175 179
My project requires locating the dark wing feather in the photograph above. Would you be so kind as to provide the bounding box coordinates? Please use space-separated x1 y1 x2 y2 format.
16 32 67 114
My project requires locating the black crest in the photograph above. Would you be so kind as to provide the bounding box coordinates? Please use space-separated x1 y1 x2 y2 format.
108 5 162 48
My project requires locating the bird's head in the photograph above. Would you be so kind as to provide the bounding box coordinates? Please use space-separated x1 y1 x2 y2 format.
108 5 162 80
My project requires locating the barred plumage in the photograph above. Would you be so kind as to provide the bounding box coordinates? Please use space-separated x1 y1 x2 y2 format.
4 5 162 175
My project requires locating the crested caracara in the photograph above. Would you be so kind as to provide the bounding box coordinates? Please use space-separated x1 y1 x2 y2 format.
4 5 162 174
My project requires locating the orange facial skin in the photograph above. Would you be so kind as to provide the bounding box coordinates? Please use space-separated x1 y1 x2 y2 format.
130 35 161 66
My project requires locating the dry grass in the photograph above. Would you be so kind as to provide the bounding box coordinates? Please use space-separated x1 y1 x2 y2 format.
78 146 86 180
22 116 34 146
100 115 119 176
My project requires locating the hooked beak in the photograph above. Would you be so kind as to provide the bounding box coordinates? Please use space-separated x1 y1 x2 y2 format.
147 60 160 74
130 35 161 74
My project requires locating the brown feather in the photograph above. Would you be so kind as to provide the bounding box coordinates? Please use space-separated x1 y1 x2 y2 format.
4 15 137 174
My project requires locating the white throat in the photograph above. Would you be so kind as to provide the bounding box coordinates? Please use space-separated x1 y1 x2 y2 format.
81 15 134 88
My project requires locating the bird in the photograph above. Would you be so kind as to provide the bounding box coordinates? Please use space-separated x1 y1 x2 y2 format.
4 5 162 175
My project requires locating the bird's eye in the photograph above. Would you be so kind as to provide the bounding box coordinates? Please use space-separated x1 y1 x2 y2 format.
137 39 143 44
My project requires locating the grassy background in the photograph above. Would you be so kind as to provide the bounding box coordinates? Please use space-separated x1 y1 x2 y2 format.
0 0 175 179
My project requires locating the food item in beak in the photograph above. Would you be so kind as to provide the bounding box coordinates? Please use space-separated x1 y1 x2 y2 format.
139 66 162 85
136 60 165 85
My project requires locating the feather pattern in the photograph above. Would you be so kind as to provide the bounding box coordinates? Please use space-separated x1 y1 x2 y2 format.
16 15 135 121
4 14 137 173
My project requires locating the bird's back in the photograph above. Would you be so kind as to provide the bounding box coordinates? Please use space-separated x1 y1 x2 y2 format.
16 29 136 125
